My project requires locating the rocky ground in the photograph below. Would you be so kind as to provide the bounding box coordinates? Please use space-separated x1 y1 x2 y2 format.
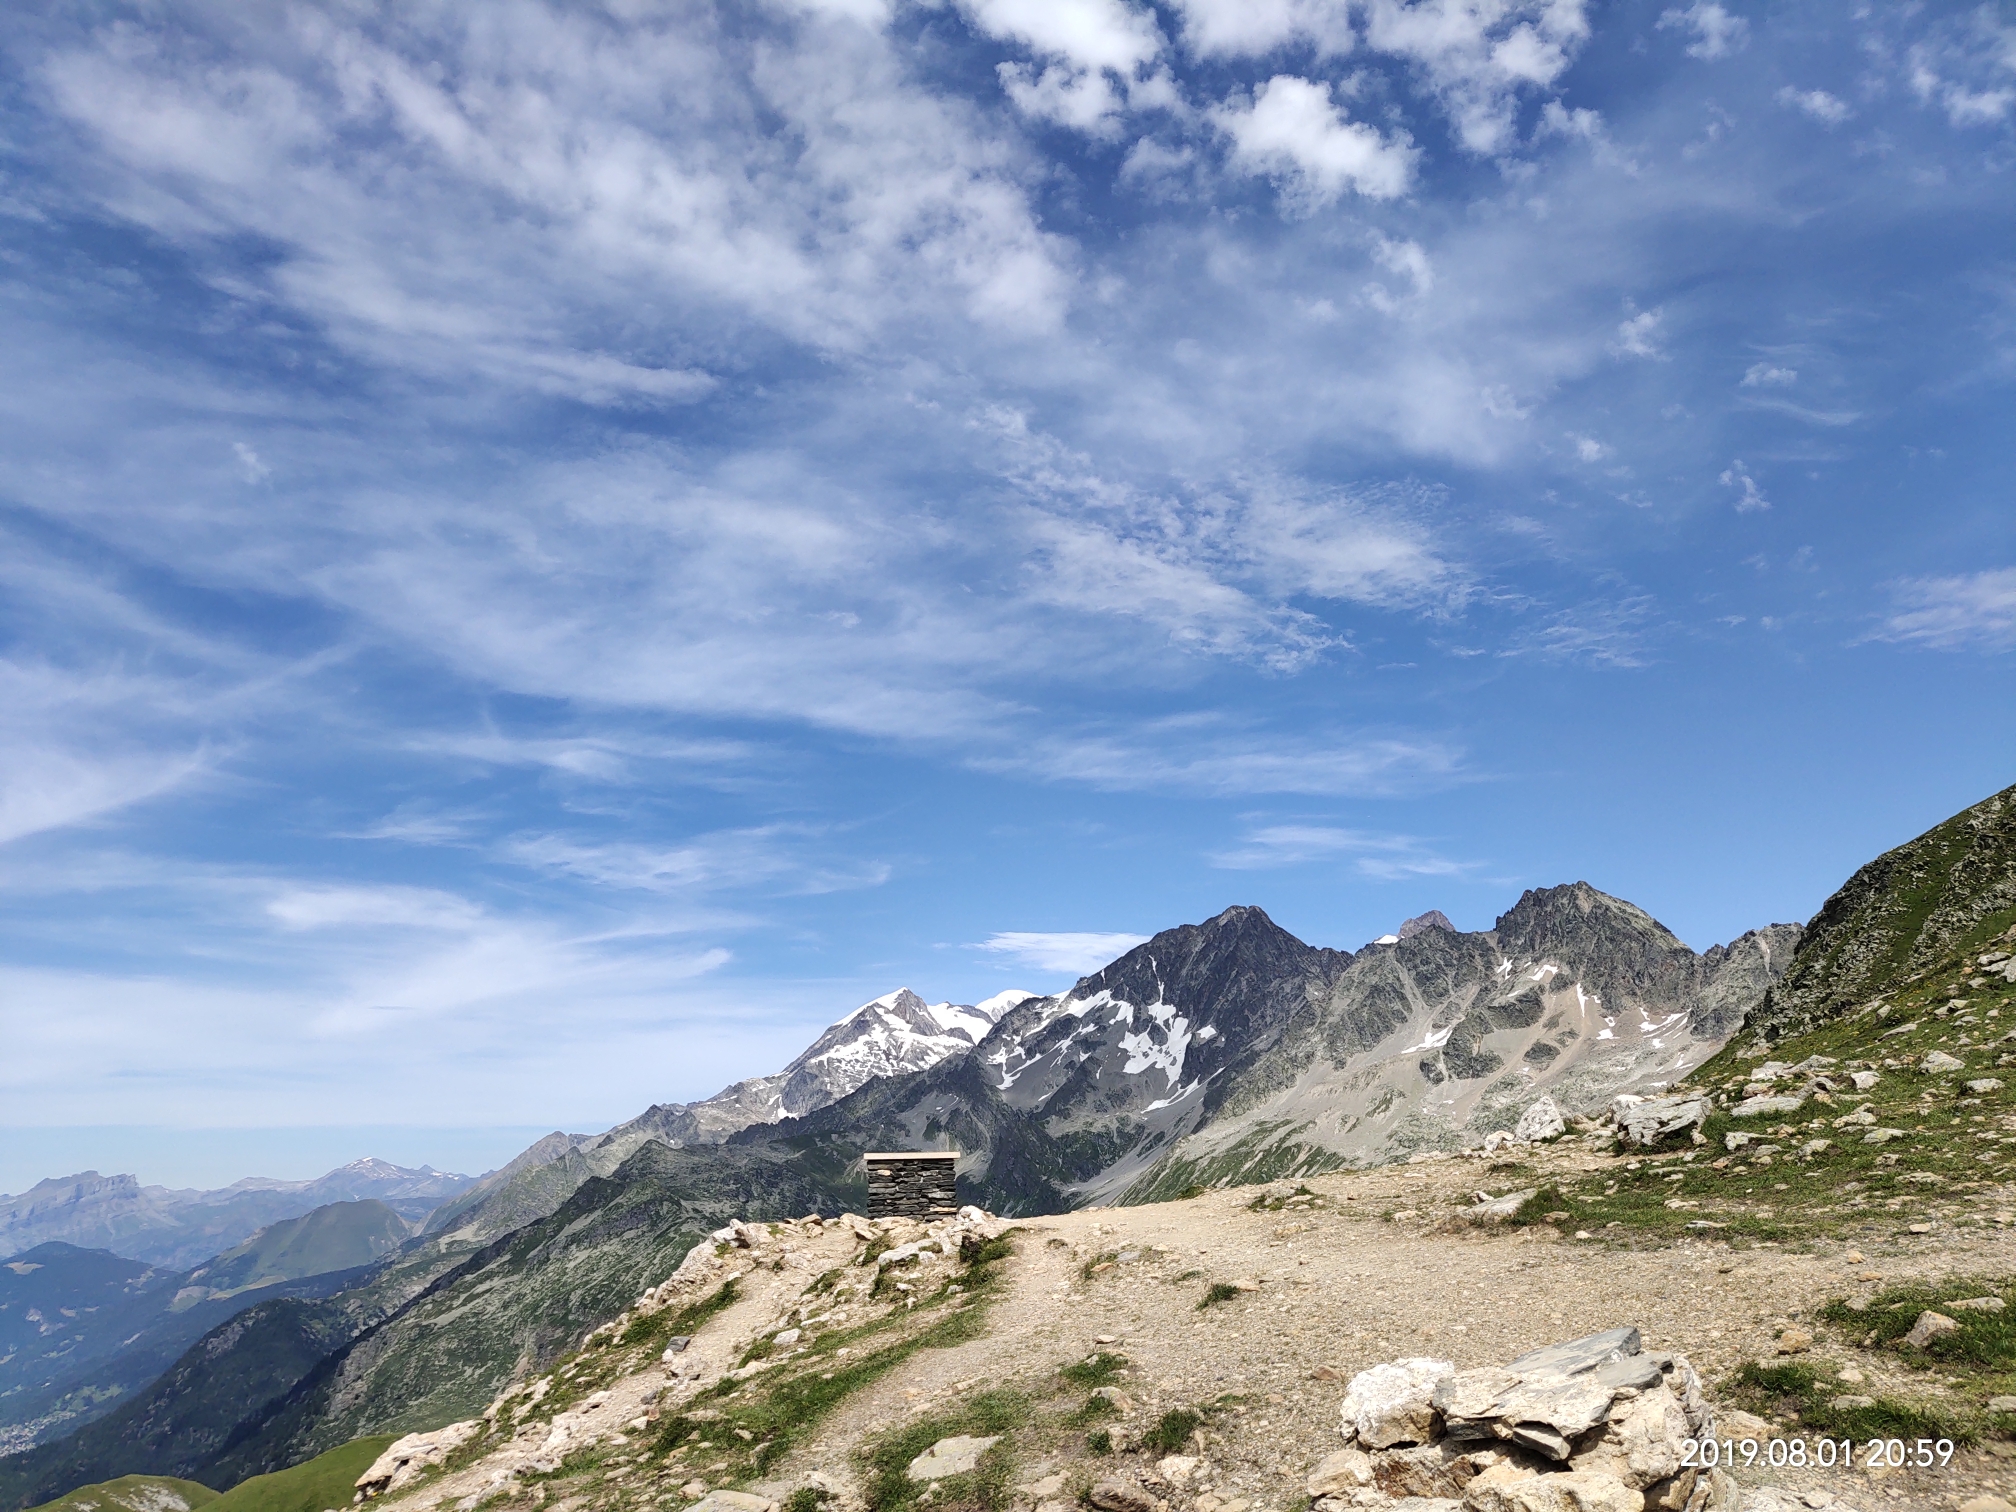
356 1136 2016 1512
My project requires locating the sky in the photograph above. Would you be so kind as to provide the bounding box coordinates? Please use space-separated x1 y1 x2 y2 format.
1 0 2012 1195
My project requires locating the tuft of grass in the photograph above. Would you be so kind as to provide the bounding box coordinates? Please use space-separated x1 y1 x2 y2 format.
1060 1352 1127 1388
1080 1251 1120 1280
1141 1408 1202 1454
1175 1185 1208 1200
1085 1429 1114 1456
1196 1282 1242 1311
808 1267 843 1296
860 1390 1026 1512
785 1489 834 1512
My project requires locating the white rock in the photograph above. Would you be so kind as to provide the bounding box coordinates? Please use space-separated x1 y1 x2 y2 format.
1340 1358 1456 1448
1850 1071 1880 1091
1308 1448 1377 1496
1921 1051 1965 1074
907 1434 1000 1481
1514 1098 1566 1144
355 1421 485 1498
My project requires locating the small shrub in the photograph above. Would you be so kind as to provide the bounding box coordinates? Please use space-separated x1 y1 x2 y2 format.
1142 1408 1202 1454
1085 1428 1113 1455
1197 1282 1242 1311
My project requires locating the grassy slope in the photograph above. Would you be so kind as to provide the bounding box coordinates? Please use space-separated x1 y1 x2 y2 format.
191 1205 409 1294
24 1476 220 1512
204 1440 393 1512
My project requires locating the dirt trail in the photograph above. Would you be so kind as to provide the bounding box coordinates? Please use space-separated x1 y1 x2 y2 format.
385 1148 2016 1512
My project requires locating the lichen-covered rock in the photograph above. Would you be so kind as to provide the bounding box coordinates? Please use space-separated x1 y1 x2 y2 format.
1341 1358 1457 1448
1617 1099 1710 1148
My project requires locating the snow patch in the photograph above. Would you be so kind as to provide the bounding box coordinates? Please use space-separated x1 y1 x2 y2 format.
1401 1023 1455 1054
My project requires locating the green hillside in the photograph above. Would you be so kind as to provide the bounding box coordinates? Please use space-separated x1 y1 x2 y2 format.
186 1204 409 1297
1754 781 2016 1039
25 1476 218 1512
205 1439 391 1512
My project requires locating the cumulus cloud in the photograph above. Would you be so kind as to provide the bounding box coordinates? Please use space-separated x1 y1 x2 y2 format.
1613 307 1665 358
1777 87 1851 125
1658 3 1749 60
1216 75 1417 206
1872 568 2016 652
1359 0 1593 155
1171 0 1357 59
1719 459 1769 511
1741 361 1797 386
960 0 1168 133
972 930 1149 974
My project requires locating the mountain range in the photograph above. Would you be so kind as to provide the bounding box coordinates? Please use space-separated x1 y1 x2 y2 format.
0 1163 477 1272
4 777 2013 1511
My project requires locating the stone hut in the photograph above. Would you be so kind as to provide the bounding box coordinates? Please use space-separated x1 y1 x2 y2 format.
864 1151 959 1218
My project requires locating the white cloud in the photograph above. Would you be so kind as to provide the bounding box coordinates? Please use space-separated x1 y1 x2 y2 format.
1216 75 1417 207
1872 568 2016 652
1211 824 1479 877
1719 459 1768 512
504 829 891 897
957 0 1166 134
983 727 1464 796
1172 0 1357 59
1359 0 1593 156
1658 3 1749 61
1741 361 1797 387
972 930 1148 974
1776 87 1851 126
1571 434 1608 461
266 885 487 932
1613 307 1665 358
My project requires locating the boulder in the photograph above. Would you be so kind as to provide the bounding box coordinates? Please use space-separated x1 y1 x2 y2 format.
1617 1099 1710 1148
1904 1311 1960 1349
1341 1358 1457 1448
355 1421 484 1498
1515 1099 1567 1144
1372 1444 1517 1499
1567 1384 1688 1489
1966 1079 2004 1095
907 1435 1000 1480
1471 1190 1538 1222
1922 1051 1965 1073
1952 1296 2006 1312
1505 1328 1641 1378
1850 1070 1880 1091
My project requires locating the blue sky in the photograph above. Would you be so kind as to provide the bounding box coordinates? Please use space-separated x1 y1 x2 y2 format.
2 0 2012 1194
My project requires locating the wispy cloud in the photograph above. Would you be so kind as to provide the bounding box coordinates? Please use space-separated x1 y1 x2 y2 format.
1871 568 2016 652
972 931 1148 975
1211 824 1483 879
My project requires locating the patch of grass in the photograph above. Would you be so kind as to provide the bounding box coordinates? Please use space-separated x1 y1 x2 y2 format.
860 1390 1027 1512
1173 1268 1203 1282
1080 1251 1120 1280
1819 1276 2016 1368
1726 1361 1962 1442
785 1488 835 1512
1196 1282 1243 1311
658 1236 1019 1485
1175 1185 1208 1200
620 1275 740 1348
1086 1428 1114 1455
859 1232 896 1267
1141 1408 1202 1454
1246 1183 1321 1213
808 1267 844 1296
207 1437 397 1512
1060 1352 1127 1388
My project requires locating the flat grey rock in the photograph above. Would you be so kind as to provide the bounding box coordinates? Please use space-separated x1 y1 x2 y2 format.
1507 1327 1642 1378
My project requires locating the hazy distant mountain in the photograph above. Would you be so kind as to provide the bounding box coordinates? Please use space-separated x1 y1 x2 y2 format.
0 1201 409 1454
0 1163 475 1270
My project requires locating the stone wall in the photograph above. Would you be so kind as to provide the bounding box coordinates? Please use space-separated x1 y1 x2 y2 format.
864 1152 959 1219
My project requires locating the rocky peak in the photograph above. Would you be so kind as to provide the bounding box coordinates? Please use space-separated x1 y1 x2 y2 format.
1398 910 1454 939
